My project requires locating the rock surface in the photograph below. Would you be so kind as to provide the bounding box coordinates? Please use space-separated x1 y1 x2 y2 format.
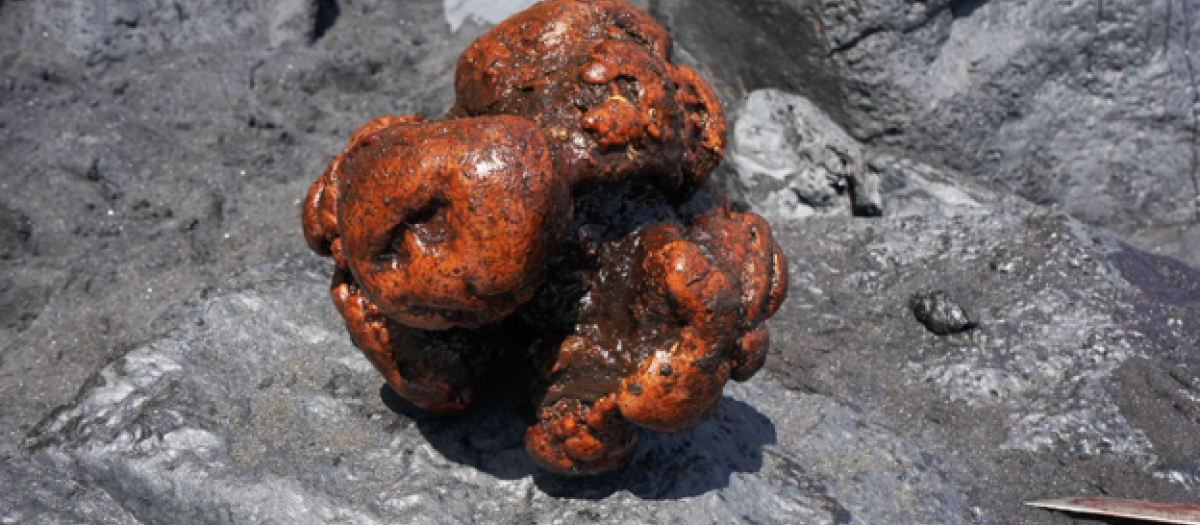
720 88 1024 221
723 89 875 219
651 0 1200 269
9 201 1200 525
17 273 965 524
0 0 484 451
1 1 1198 524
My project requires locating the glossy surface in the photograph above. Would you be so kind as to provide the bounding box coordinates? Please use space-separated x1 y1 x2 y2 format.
310 115 570 330
300 0 788 475
523 196 788 474
453 0 724 193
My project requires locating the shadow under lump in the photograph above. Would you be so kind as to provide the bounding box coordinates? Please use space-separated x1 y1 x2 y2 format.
382 384 777 500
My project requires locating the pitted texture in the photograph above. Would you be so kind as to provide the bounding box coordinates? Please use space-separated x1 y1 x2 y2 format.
300 0 787 475
453 0 725 194
525 199 788 474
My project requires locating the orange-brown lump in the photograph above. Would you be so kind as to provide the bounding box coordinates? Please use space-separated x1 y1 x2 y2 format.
453 0 725 193
301 0 788 475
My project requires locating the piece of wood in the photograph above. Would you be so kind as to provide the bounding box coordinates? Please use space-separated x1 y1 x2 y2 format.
1027 497 1200 525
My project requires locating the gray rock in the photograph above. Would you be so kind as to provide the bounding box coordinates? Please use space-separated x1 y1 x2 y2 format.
9 202 1198 525
724 89 873 219
866 153 1005 218
17 272 969 525
0 203 31 261
909 290 977 335
652 0 1200 269
1 0 1198 524
817 0 1200 268
0 454 139 525
443 0 540 32
722 89 1027 220
646 0 843 118
764 211 1200 523
848 167 883 218
0 0 485 453
26 0 318 66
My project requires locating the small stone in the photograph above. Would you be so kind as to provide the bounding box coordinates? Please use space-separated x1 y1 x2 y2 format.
910 290 977 336
849 169 883 217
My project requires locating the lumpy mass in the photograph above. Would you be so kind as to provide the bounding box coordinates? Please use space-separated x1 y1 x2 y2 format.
302 0 788 476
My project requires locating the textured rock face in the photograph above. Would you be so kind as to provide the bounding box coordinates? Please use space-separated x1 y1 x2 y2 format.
652 0 1200 268
721 88 1027 221
646 0 842 115
17 276 964 525
819 0 1200 267
11 201 1200 525
706 0 1200 261
0 0 481 452
1 0 1199 523
723 89 873 219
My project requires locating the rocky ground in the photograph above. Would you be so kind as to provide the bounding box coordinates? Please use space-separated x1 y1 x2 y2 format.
1 1 1198 524
654 0 1200 268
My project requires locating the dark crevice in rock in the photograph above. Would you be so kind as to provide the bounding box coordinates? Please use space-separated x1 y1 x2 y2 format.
829 25 886 54
950 0 990 20
1086 0 1104 75
311 0 340 44
248 59 265 91
917 0 990 36
113 14 141 29
1166 0 1174 54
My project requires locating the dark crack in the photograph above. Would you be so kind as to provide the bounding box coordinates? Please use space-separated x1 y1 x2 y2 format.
1166 0 1174 54
310 0 340 44
950 0 990 19
248 59 265 91
829 25 887 54
1082 0 1104 76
